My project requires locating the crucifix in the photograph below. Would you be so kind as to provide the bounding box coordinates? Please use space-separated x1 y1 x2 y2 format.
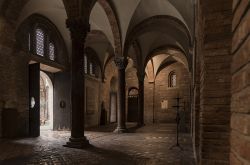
169 95 183 151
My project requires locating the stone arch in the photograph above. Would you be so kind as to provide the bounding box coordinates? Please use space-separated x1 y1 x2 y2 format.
16 14 69 67
155 61 177 79
97 0 122 56
1 0 70 21
144 45 189 72
145 59 155 83
124 15 192 58
103 53 115 79
128 87 139 96
131 40 143 75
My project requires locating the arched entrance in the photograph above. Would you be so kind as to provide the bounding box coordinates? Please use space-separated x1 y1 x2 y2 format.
110 77 117 123
40 71 53 130
127 88 139 122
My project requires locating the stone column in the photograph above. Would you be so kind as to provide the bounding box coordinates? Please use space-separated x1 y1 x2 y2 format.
137 73 145 126
114 56 128 133
65 18 90 148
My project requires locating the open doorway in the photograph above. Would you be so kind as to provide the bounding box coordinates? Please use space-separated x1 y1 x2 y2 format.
127 88 139 122
40 71 53 130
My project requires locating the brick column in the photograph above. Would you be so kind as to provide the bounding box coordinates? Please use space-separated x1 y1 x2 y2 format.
65 18 90 148
137 73 145 126
197 0 232 164
114 57 128 133
230 0 250 164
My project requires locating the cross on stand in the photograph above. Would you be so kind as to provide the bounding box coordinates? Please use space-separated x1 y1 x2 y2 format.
169 96 183 151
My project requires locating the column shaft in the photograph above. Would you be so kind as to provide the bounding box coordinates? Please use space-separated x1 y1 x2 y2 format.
65 18 89 148
138 79 144 126
114 57 128 133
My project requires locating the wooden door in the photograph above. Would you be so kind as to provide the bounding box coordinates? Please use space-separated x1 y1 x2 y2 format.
29 63 40 137
127 96 139 122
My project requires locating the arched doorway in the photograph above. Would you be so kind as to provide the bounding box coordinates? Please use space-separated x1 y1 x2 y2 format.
110 77 117 123
40 71 53 130
127 87 139 122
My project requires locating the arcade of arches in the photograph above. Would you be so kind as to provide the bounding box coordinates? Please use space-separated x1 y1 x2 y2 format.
0 0 249 164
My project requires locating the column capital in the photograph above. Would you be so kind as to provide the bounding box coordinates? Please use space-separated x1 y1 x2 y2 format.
66 17 90 43
114 56 128 69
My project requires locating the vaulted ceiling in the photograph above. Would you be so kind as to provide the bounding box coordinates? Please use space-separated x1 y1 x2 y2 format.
3 0 194 75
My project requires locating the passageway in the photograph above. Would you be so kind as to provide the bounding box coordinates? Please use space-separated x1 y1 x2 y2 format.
0 124 194 165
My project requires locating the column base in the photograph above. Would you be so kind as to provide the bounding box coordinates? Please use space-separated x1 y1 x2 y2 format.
113 127 128 133
64 137 90 149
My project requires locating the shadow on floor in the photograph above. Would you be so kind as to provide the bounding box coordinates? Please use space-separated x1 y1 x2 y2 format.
86 123 142 133
0 140 37 165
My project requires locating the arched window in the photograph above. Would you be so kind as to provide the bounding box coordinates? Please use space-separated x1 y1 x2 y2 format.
89 62 93 75
32 27 58 61
49 42 55 61
35 28 45 56
84 53 99 78
84 55 88 74
169 72 177 87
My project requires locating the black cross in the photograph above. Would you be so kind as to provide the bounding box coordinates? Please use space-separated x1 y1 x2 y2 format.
169 95 183 151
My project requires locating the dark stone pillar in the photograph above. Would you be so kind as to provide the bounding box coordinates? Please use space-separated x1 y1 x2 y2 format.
64 18 90 148
137 74 145 126
114 57 128 133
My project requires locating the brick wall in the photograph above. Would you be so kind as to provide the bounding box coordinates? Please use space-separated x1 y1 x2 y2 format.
197 0 232 164
193 50 201 162
144 77 154 124
144 62 191 127
230 0 250 164
0 16 30 137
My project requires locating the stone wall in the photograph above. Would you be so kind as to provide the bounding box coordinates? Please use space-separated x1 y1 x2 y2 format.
144 62 191 127
230 0 250 164
85 75 102 127
197 0 232 164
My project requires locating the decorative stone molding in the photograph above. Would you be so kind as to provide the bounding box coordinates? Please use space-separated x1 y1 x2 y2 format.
114 56 128 70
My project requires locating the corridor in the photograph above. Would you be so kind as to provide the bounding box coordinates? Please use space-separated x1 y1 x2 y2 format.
0 124 194 165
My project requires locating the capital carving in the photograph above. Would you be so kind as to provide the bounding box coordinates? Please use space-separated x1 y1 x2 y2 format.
66 18 90 43
114 57 128 69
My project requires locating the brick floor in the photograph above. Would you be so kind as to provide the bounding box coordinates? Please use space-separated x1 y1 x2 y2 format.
0 123 195 165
